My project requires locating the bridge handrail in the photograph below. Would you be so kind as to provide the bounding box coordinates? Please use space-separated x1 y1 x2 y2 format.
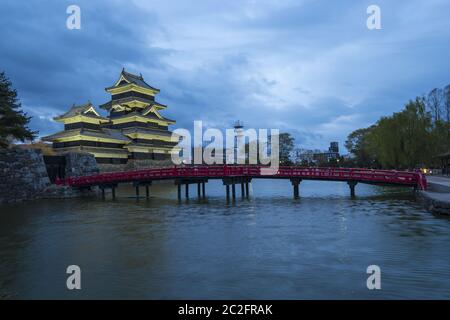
58 165 427 190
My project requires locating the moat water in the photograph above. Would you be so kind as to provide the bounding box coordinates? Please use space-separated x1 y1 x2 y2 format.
0 179 449 299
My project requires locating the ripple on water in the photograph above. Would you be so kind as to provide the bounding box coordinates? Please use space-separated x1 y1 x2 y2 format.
0 181 449 299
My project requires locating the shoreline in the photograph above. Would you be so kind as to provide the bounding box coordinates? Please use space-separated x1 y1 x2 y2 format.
418 191 450 216
417 176 450 215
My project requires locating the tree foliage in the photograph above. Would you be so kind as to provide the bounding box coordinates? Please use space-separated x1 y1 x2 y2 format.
278 132 295 165
0 72 36 147
345 126 378 167
346 87 450 169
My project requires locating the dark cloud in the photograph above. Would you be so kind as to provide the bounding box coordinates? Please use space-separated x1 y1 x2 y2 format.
0 0 449 151
1 1 167 113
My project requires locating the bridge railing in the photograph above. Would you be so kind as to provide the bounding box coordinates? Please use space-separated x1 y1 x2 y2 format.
57 165 427 190
273 167 422 184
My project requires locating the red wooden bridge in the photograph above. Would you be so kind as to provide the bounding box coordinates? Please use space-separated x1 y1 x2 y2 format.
56 166 427 200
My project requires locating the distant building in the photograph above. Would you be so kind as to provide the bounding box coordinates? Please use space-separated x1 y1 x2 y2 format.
437 151 450 175
295 148 315 164
329 141 339 154
296 142 340 165
313 151 339 163
43 69 180 164
316 142 340 162
234 120 245 164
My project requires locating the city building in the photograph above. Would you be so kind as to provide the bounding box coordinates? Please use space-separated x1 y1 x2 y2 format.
329 141 339 154
296 142 340 165
295 148 315 164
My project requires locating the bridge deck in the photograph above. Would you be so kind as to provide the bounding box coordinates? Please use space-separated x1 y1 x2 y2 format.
57 166 427 190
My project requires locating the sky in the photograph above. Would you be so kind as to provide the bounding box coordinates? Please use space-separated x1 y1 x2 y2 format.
1 0 450 152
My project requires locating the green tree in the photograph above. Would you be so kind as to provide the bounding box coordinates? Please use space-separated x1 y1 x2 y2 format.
444 85 450 124
345 126 378 167
277 132 295 165
0 72 36 147
346 97 439 169
426 88 443 122
369 98 432 169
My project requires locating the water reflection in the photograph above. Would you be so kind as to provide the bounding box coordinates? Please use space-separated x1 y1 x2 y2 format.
0 180 449 299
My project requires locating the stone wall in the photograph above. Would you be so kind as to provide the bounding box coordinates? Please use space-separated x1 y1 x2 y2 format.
98 159 174 173
0 148 99 205
97 163 127 173
0 147 51 204
64 152 99 177
418 191 450 215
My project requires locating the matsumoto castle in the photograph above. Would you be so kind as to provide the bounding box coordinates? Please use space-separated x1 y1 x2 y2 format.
43 69 180 164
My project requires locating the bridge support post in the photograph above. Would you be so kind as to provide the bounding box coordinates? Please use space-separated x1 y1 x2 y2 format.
245 181 249 198
231 182 236 199
293 184 299 199
290 178 302 199
347 181 357 197
133 181 152 200
101 186 105 200
112 185 116 200
135 185 140 199
223 178 237 201
176 179 206 201
241 182 245 198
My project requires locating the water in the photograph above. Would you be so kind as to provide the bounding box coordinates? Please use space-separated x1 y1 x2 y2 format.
0 179 449 299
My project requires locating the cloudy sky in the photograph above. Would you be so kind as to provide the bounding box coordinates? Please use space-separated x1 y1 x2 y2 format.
1 0 449 151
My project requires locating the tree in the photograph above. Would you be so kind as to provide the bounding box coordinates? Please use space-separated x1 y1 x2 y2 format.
426 88 444 122
277 132 295 165
369 98 432 169
0 72 36 147
345 126 378 167
346 85 450 170
444 85 450 124
346 97 442 169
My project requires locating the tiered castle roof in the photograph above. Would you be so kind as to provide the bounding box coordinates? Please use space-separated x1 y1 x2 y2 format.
43 69 179 163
